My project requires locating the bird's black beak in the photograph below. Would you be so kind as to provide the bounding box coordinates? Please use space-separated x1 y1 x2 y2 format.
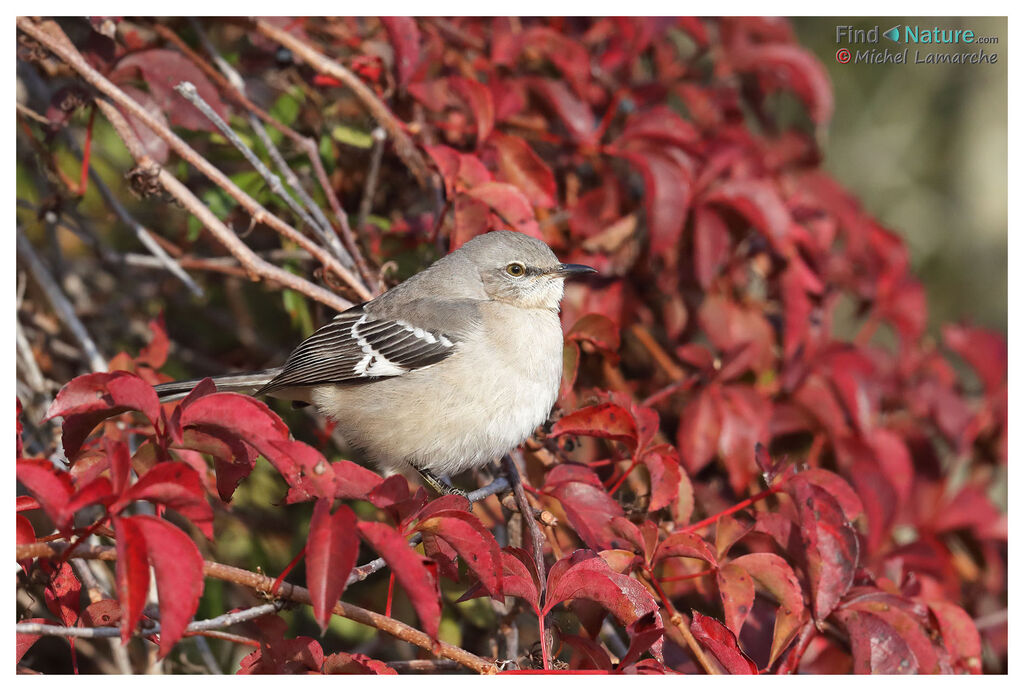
553 263 597 277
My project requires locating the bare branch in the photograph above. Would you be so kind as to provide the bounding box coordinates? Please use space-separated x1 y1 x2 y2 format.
167 18 380 293
16 17 371 304
253 19 432 188
93 98 353 313
18 541 498 674
502 454 546 597
16 229 107 373
357 127 387 232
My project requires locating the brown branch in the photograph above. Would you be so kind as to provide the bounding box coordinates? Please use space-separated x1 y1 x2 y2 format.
92 97 352 313
16 17 371 305
18 541 498 675
502 455 546 597
253 18 432 189
156 20 379 292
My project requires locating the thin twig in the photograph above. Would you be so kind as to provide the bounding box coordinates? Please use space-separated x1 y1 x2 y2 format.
357 127 386 232
167 19 378 292
502 455 546 597
16 319 47 393
253 19 432 188
191 635 223 674
61 132 205 298
18 542 498 674
386 659 463 673
346 476 512 585
16 229 107 372
92 98 352 313
17 17 371 304
172 80 353 278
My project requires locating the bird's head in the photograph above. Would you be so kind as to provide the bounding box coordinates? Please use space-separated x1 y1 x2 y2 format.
463 230 596 310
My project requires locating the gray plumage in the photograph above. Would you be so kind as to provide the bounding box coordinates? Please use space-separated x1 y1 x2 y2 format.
154 230 594 481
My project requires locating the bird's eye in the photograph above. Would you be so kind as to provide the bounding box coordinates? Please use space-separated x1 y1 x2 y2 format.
505 262 526 277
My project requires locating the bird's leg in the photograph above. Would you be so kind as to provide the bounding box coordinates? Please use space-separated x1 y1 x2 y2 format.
417 468 469 498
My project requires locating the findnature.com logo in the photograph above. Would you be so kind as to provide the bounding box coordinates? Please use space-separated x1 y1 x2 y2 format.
835 22 999 65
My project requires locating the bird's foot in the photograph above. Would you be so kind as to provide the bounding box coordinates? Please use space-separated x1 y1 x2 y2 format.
417 468 469 499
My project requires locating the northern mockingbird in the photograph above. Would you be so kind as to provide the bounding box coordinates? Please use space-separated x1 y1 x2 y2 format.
155 230 595 493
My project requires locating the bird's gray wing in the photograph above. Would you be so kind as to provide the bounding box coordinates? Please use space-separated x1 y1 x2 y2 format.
255 301 475 395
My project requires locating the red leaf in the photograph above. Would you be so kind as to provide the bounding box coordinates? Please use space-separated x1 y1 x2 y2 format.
689 611 758 674
449 77 495 143
16 458 75 533
716 562 754 637
495 27 591 95
176 391 289 445
639 445 681 512
790 468 863 523
550 402 638 448
17 618 49 664
462 547 541 612
358 521 441 639
329 459 387 501
113 515 150 645
548 480 626 550
566 313 621 354
307 500 359 633
261 439 338 501
544 463 605 490
731 552 806 666
16 513 35 547
788 477 859 621
529 78 597 144
322 651 398 674
487 131 557 208
545 552 663 659
676 386 721 475
415 509 504 598
733 44 833 125
698 295 776 375
715 513 754 561
42 560 82 626
132 515 205 658
844 593 949 674
704 179 792 253
116 85 170 164
615 148 694 256
943 324 1007 396
654 531 717 567
112 462 213 539
465 182 541 239
78 599 123 628
929 601 982 674
618 106 701 150
380 18 421 88
136 315 169 369
833 609 918 674
693 205 732 289
45 371 161 459
111 49 230 132
716 385 772 493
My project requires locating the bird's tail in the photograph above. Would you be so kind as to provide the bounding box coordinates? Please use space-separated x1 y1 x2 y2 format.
153 368 283 402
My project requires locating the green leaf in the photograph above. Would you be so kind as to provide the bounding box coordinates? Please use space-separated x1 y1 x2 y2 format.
331 124 374 149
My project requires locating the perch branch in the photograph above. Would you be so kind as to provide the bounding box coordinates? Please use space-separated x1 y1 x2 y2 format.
17 541 497 674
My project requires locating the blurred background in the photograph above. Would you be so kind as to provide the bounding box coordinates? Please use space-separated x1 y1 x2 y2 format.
792 17 1007 335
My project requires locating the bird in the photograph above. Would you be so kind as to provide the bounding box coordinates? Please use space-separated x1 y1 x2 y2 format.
154 230 596 493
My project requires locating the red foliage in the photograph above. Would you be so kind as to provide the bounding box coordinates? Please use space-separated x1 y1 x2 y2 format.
16 16 1004 675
